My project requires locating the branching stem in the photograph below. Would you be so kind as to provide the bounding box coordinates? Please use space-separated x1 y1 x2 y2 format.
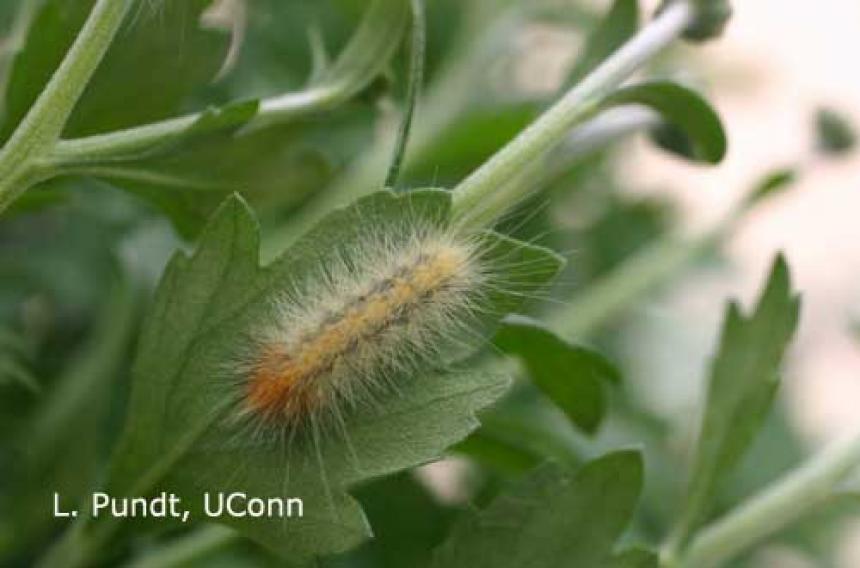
450 0 694 225
0 0 133 212
0 0 409 215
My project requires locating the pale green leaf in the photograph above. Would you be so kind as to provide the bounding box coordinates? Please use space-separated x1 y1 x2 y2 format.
98 189 561 563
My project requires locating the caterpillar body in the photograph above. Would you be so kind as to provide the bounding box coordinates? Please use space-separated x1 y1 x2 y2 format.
241 224 486 431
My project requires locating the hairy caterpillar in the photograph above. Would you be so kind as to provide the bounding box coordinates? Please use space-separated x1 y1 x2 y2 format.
237 221 488 434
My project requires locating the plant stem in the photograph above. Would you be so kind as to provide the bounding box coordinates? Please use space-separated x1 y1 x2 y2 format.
0 0 408 217
459 107 660 229
47 0 409 167
48 88 344 163
675 429 860 567
262 2 693 257
450 0 694 224
0 0 133 213
260 5 527 259
385 0 426 190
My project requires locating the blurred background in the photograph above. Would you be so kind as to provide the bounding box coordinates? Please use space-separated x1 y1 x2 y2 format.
506 1 860 564
616 1 860 563
624 0 860 443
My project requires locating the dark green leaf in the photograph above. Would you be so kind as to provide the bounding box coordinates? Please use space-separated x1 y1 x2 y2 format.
1 0 230 140
88 121 337 238
64 0 412 238
815 107 856 156
0 326 38 393
608 548 660 568
0 349 39 394
743 168 798 209
404 104 538 188
336 472 458 568
2 267 137 555
431 451 645 568
565 0 639 88
670 255 801 547
456 387 587 474
601 82 727 164
97 189 561 563
494 314 620 434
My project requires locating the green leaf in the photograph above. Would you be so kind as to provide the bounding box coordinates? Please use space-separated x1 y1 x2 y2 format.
343 472 459 567
0 306 38 388
565 0 639 88
88 121 336 238
608 548 660 568
431 451 645 568
456 387 587 474
2 265 137 555
743 168 798 209
494 314 620 434
1 0 230 140
670 255 801 547
309 0 410 106
97 189 561 563
63 0 412 238
0 327 39 394
0 355 39 394
815 107 856 156
601 82 727 164
404 104 538 188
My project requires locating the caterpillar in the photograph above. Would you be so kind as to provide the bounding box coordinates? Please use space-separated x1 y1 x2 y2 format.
238 222 487 433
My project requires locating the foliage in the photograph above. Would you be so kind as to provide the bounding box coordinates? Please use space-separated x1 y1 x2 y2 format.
0 1 857 567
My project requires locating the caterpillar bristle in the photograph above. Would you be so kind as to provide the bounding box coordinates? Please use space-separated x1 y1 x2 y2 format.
239 224 486 433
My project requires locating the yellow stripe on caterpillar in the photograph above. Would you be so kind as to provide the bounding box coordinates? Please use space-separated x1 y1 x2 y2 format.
243 230 483 428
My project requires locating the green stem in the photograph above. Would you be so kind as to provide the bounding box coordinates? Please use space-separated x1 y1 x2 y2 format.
261 1 693 257
459 107 661 229
385 0 426 190
0 0 407 216
48 0 409 167
450 0 694 224
675 430 860 567
48 86 350 166
0 0 133 213
260 4 526 260
124 107 665 567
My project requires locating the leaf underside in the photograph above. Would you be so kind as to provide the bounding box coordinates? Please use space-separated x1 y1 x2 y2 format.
102 189 563 563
